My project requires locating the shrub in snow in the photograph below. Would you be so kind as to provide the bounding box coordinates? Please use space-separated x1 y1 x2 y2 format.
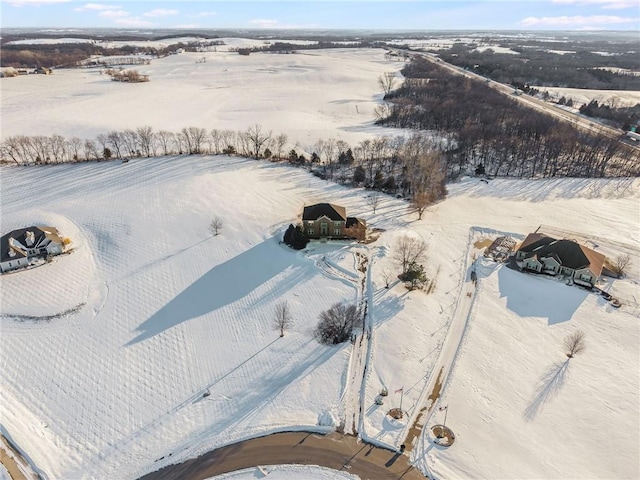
399 262 427 291
314 302 359 345
283 224 308 250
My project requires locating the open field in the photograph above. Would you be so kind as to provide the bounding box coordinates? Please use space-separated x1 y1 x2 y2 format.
0 47 406 152
1 152 638 479
1 36 639 480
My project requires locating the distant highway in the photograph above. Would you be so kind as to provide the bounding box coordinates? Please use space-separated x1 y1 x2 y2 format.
397 49 640 152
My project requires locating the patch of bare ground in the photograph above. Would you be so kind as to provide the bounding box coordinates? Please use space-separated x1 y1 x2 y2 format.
364 228 385 244
473 238 492 249
404 367 444 452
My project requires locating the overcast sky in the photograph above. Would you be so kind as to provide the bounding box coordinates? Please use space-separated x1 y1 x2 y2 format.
1 0 639 31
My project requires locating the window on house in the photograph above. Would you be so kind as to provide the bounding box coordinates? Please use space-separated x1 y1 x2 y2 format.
334 221 341 227
335 229 341 235
308 229 314 235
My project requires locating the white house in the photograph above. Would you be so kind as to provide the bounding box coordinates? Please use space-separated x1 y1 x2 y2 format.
0 226 65 273
515 232 605 287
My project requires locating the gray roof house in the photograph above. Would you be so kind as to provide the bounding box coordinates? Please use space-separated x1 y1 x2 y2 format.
515 233 605 287
1 226 65 273
302 203 366 240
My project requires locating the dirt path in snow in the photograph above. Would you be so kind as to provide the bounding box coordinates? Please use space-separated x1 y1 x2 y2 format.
139 431 425 480
339 251 370 435
404 234 480 455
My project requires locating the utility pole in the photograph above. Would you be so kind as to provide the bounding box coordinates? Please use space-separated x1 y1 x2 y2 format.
396 386 404 415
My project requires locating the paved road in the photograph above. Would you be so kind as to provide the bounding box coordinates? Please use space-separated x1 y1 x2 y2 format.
139 432 425 480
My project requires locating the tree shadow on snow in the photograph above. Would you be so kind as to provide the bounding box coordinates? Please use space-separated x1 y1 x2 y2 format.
127 236 294 345
524 359 570 421
498 266 588 324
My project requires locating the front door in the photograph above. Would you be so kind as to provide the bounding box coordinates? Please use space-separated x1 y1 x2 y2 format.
320 222 328 236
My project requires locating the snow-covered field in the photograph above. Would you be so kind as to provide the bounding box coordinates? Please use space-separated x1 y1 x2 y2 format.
534 86 640 107
1 41 639 480
0 47 405 152
1 153 638 479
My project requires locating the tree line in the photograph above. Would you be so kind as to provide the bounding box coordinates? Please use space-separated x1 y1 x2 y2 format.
0 124 448 218
433 41 640 91
376 57 640 178
0 40 221 69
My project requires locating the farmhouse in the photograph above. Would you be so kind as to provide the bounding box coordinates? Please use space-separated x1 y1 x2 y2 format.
302 203 366 240
515 233 605 287
0 226 65 273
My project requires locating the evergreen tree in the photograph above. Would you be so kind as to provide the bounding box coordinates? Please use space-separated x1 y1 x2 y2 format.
353 165 366 185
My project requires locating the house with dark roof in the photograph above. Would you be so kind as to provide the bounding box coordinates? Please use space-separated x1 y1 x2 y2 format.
1 226 65 273
302 203 366 240
515 233 605 287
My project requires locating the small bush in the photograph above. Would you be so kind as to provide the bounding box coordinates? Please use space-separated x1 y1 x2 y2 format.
283 224 308 250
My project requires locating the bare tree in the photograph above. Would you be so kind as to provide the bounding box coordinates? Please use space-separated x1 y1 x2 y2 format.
410 188 432 220
564 330 586 359
240 130 254 156
106 131 124 159
382 269 392 289
181 127 208 154
83 139 99 161
0 137 23 164
30 135 50 163
95 133 108 158
314 303 360 345
210 129 223 154
67 136 83 161
367 191 381 214
378 71 397 96
246 124 272 158
47 134 67 163
136 125 154 157
274 133 288 160
156 130 175 155
394 235 427 275
210 216 223 236
273 301 293 337
614 254 631 277
122 129 139 158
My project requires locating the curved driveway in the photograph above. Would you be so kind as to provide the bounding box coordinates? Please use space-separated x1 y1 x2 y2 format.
139 432 425 480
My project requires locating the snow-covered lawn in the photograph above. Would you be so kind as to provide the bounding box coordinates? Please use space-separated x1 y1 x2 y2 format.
0 156 371 478
420 259 639 479
1 154 638 480
0 47 405 151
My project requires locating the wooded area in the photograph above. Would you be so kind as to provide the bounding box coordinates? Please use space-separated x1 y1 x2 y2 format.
377 57 640 178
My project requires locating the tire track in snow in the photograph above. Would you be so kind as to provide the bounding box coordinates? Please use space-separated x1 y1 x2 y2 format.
338 248 374 436
94 337 282 465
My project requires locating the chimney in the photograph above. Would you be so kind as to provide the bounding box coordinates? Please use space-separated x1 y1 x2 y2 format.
25 231 35 247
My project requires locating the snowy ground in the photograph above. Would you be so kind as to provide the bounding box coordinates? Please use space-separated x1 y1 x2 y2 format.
0 47 405 152
1 154 638 479
534 86 640 108
210 464 359 480
1 38 639 480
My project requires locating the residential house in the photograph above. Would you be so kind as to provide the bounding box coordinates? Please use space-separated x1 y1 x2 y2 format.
302 203 366 240
515 233 605 287
0 226 65 273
